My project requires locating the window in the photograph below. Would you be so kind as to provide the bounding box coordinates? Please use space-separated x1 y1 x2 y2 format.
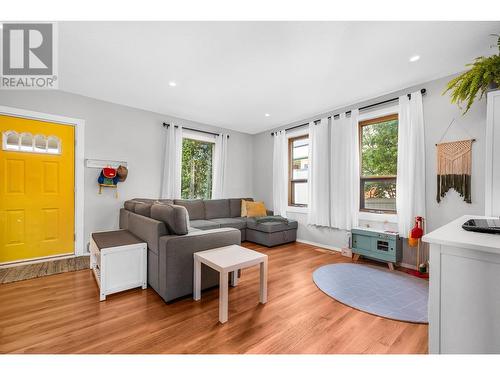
288 135 309 206
181 137 214 199
359 114 398 213
2 131 61 155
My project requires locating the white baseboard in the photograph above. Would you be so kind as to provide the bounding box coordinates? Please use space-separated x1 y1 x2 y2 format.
296 238 342 252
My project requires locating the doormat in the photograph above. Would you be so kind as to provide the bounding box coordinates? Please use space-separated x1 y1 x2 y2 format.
0 256 90 284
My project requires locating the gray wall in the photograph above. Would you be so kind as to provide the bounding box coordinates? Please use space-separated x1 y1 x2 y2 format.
0 73 489 266
0 90 254 251
252 74 487 266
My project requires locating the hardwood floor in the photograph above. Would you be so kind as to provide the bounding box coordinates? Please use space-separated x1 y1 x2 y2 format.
0 242 428 354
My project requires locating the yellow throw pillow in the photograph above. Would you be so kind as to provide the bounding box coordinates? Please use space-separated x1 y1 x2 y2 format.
246 201 267 217
241 199 250 217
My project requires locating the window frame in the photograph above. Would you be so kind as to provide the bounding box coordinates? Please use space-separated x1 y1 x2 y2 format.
358 113 398 214
288 134 309 207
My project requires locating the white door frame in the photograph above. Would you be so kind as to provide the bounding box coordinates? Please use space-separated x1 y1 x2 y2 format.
0 105 85 257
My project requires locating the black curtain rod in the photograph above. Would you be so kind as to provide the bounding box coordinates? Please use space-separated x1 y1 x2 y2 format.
162 122 229 138
271 88 426 136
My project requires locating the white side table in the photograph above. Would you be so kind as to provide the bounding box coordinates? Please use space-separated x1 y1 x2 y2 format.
193 245 268 323
90 230 147 301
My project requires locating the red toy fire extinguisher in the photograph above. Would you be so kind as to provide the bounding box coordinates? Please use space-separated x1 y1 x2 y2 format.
408 216 426 274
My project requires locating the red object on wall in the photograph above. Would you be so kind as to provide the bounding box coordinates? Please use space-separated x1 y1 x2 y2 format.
102 167 117 179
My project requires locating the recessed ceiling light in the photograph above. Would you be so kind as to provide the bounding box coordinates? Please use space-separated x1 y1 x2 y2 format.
265 113 270 117
168 81 177 87
409 55 420 63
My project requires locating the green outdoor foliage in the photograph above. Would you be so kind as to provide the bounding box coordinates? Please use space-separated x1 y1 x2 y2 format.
181 138 213 199
361 119 398 201
361 119 398 176
444 34 500 114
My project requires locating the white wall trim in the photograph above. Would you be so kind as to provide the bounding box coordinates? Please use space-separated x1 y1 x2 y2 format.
485 90 500 216
286 127 308 139
296 238 342 252
358 104 399 122
0 105 86 257
182 128 216 143
287 206 308 214
358 211 398 223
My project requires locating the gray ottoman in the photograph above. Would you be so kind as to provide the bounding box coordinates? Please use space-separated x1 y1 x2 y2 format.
246 218 298 247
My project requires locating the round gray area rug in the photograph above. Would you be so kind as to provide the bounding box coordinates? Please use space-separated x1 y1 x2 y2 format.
313 263 428 323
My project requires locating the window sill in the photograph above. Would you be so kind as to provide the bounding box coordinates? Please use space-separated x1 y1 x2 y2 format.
287 206 308 214
358 211 398 223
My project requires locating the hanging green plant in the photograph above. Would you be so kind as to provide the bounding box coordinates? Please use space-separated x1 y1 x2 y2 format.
444 34 500 114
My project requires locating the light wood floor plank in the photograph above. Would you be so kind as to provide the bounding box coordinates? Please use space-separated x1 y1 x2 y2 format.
0 242 428 354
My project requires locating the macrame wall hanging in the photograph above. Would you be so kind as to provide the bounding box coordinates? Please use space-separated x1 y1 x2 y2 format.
436 140 473 203
435 119 475 203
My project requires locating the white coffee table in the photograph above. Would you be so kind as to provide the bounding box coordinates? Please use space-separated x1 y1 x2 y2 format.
193 245 268 323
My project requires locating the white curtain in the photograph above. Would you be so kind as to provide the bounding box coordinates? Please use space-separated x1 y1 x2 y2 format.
272 130 288 217
307 118 330 226
161 124 183 199
396 91 426 236
330 110 360 230
212 133 228 199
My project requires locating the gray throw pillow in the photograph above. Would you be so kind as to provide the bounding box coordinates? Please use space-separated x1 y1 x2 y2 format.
124 200 137 211
134 202 152 217
150 204 189 235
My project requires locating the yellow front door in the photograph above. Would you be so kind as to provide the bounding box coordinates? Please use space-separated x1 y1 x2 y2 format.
0 115 75 263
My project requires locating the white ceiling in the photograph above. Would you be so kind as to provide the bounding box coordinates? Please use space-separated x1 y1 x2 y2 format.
59 21 500 134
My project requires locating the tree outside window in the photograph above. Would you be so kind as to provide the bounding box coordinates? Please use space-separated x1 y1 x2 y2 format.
181 138 214 199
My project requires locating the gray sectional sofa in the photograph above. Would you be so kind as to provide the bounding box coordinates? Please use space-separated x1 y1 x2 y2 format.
119 197 297 302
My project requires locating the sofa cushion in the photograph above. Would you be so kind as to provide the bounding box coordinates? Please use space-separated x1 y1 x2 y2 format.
124 200 137 211
189 219 221 230
240 198 255 217
246 201 267 217
150 204 189 235
246 218 298 233
134 202 153 217
229 198 253 217
211 217 247 230
229 199 241 218
204 199 230 219
174 199 204 220
92 230 143 250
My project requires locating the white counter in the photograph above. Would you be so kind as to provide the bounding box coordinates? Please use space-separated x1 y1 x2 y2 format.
423 215 500 354
423 215 500 255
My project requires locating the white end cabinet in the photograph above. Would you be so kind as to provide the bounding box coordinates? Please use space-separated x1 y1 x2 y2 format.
89 230 147 301
423 215 500 354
